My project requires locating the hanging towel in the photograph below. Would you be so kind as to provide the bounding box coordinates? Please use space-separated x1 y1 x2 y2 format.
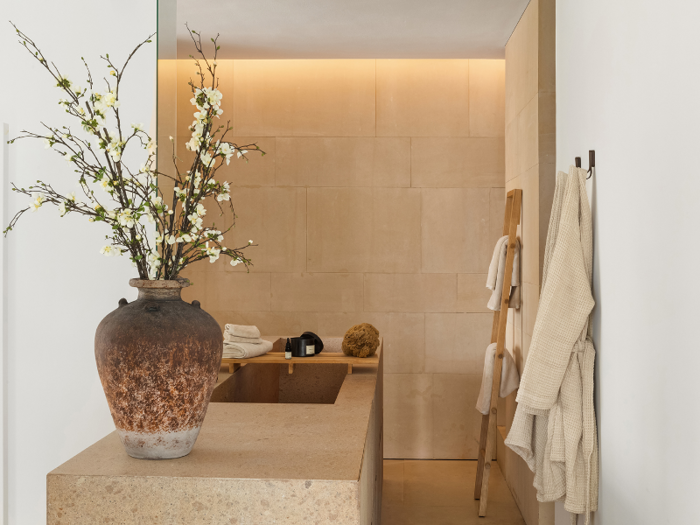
475 343 520 415
504 167 598 525
486 235 521 311
224 324 261 341
223 339 273 359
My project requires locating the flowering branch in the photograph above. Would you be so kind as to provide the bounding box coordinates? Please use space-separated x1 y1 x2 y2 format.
4 23 265 280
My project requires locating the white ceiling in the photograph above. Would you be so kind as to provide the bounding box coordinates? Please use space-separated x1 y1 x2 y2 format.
175 0 529 59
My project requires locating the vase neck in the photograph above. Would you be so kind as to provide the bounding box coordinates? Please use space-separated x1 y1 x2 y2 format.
137 288 183 301
129 278 188 301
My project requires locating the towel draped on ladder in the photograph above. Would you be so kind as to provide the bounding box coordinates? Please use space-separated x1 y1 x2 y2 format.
504 167 599 525
486 235 521 311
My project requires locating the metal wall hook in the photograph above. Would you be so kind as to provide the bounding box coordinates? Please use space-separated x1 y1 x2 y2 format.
575 150 595 179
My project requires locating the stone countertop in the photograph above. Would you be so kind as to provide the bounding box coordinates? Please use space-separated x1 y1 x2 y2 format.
49 363 379 483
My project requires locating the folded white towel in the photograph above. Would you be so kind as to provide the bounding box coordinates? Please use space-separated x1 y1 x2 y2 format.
224 324 261 340
225 334 264 344
222 339 273 359
486 235 521 311
475 342 520 415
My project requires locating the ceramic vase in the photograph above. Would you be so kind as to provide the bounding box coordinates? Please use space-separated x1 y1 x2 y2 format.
95 278 222 459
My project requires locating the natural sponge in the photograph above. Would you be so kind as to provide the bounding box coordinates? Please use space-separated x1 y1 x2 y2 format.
342 323 380 358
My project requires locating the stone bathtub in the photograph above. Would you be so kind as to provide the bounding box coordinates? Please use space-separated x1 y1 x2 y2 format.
47 336 383 524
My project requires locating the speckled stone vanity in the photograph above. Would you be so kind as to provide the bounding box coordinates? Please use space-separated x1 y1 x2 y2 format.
47 337 383 524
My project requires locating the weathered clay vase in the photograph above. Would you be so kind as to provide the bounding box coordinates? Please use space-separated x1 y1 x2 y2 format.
95 278 222 459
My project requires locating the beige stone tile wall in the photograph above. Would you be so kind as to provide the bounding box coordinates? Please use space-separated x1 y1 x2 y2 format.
174 58 505 461
499 0 557 524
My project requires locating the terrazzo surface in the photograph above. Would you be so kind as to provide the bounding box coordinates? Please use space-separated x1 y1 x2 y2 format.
48 355 380 524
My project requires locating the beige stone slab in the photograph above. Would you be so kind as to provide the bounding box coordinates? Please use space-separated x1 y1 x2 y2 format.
233 59 375 137
424 313 493 374
222 187 306 273
520 164 540 286
469 60 506 138
456 274 492 313
490 188 507 243
505 118 518 182
382 502 524 525
382 460 405 505
505 1 538 125
49 476 360 525
48 364 382 525
538 0 556 95
384 374 434 459
215 136 276 187
318 312 426 375
538 93 556 169
182 272 271 313
376 60 470 137
411 137 505 188
275 137 411 188
367 313 426 375
432 373 483 459
271 273 364 312
51 375 377 482
517 95 539 177
364 273 457 313
393 460 524 523
307 188 421 273
206 311 321 335
421 188 491 274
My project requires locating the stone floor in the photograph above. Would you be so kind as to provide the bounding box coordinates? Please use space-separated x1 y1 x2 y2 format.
382 460 526 525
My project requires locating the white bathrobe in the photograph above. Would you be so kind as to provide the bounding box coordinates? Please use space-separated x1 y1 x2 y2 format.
505 167 598 524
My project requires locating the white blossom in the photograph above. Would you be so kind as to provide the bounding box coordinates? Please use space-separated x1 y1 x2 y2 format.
200 150 214 168
30 193 44 212
100 245 120 257
174 187 187 200
203 242 221 263
117 209 135 229
217 181 231 202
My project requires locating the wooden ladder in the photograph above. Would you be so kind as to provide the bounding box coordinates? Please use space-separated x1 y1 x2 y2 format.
473 188 522 517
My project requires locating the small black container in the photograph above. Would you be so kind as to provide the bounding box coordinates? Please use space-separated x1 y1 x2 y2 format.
289 332 324 357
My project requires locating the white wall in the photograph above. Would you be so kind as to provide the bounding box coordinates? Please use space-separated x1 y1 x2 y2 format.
0 1 156 522
556 1 700 524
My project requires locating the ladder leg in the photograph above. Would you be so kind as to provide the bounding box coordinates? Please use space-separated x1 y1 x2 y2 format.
478 408 498 516
474 413 489 499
